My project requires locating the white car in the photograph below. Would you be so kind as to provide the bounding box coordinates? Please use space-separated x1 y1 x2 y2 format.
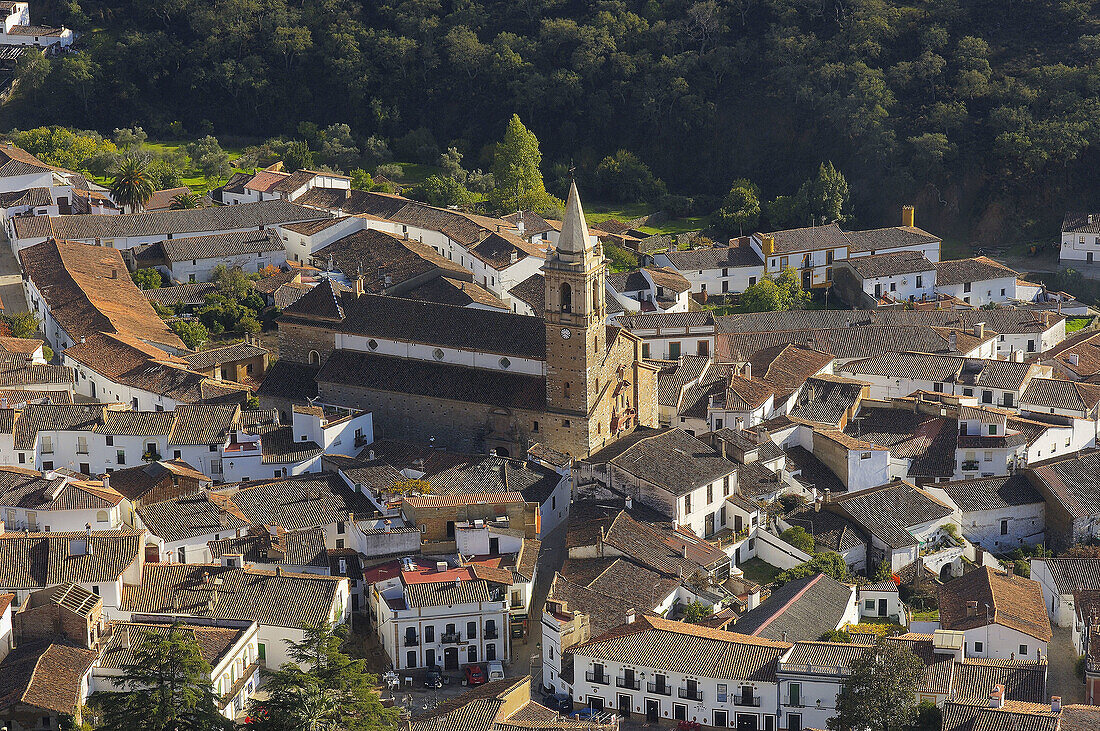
486 660 505 681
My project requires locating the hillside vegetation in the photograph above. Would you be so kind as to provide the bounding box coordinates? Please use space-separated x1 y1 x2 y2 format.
12 0 1100 242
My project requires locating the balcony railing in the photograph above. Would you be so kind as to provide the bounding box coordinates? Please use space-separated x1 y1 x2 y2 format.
616 677 641 690
678 688 703 701
441 632 461 644
734 696 762 707
403 635 418 647
585 671 610 685
961 460 980 472
647 682 671 696
485 629 499 639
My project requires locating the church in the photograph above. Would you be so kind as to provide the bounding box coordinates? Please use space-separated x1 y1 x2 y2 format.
267 183 659 459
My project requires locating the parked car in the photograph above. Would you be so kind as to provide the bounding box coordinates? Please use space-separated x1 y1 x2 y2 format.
487 660 505 681
424 666 444 688
464 664 487 685
542 693 573 713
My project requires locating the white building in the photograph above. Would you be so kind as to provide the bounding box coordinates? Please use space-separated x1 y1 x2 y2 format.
117 560 350 670
1031 557 1100 628
938 566 1051 660
562 614 789 730
370 559 511 671
933 257 1022 306
219 168 350 206
0 528 144 615
11 199 331 254
615 310 716 361
839 250 937 304
130 228 287 283
654 245 764 296
0 467 127 533
0 3 73 49
926 474 1045 552
92 616 261 719
1060 212 1100 265
606 267 692 314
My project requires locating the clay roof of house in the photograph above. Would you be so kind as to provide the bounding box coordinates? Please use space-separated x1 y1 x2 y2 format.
938 566 1052 642
0 640 97 715
19 239 184 349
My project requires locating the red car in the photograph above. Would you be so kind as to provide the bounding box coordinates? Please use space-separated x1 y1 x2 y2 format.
464 664 487 685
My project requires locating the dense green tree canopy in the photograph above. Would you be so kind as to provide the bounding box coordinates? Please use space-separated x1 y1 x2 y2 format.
13 0 1100 239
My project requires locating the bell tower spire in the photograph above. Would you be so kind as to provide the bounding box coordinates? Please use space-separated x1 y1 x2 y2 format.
542 181 607 452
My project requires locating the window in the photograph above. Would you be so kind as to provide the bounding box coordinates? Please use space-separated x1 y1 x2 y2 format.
76 436 88 454
789 682 802 707
684 494 692 513
467 621 477 639
641 343 650 359
532 421 539 433
860 451 872 460
337 521 346 534
1001 288 1006 296
424 625 434 642
707 484 713 503
717 684 727 703
42 461 53 470
964 282 972 293
97 510 108 522
866 599 875 610
934 382 944 392
105 435 114 446
988 424 997 435
563 382 571 400
17 453 24 464
748 276 757 286
562 419 571 427
40 435 52 454
788 714 802 731
308 350 320 365
982 390 993 404
116 450 126 465
697 340 709 357
1020 644 1028 656
974 641 984 653
433 348 445 360
723 475 730 496
499 357 511 369
1001 519 1009 535
668 341 681 359
916 275 923 287
209 444 218 452
890 282 896 292
963 388 974 397
560 282 572 313
1003 392 1013 407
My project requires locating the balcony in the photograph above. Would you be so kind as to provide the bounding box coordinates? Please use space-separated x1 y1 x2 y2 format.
647 682 671 696
586 671 610 685
734 696 762 707
678 688 703 702
616 677 641 690
403 635 418 647
441 632 462 644
960 460 980 472
485 628 499 639
355 434 370 448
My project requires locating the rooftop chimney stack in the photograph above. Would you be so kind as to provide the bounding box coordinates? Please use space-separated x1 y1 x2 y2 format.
967 600 979 617
973 322 985 338
625 608 636 624
902 205 915 228
989 684 1006 709
1052 697 1061 713
949 331 957 351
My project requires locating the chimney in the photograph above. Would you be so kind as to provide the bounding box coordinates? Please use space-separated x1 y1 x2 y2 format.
120 625 130 648
949 331 957 351
681 544 688 558
719 438 727 460
967 600 979 617
1052 696 1061 713
625 608 636 624
989 684 1006 709
973 322 985 338
902 205 915 228
368 449 376 460
354 276 365 297
1006 563 1014 577
743 362 751 380
1068 353 1080 367
102 474 109 490
275 566 282 577
625 496 633 510
436 561 448 572
85 522 92 539
1012 349 1024 363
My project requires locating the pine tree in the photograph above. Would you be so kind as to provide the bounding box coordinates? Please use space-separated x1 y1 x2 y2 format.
489 114 561 215
247 622 398 731
92 625 234 731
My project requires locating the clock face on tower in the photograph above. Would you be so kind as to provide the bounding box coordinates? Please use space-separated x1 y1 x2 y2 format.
560 328 572 339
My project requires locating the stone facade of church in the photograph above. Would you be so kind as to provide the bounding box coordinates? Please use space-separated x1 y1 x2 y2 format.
271 183 658 459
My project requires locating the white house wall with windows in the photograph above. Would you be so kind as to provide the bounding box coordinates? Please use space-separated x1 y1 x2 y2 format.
1060 213 1100 264
562 615 788 731
370 560 511 671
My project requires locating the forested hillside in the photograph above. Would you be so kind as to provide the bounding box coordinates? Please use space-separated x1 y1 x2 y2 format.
13 0 1100 241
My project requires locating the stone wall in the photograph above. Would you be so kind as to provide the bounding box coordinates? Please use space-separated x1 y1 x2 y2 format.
278 321 337 365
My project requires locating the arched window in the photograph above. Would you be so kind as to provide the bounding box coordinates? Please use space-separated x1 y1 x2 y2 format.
560 283 572 313
96 510 108 522
308 350 320 365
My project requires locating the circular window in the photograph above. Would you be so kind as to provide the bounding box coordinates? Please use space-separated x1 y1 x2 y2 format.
368 339 378 350
433 348 445 361
499 357 511 369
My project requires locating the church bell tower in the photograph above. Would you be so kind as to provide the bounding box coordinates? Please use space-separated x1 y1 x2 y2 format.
543 181 606 453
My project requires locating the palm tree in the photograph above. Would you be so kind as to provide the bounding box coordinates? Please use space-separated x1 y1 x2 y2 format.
110 156 155 213
170 191 201 209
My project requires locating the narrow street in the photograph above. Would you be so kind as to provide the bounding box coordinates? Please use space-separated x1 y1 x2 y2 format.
515 518 569 696
1047 626 1085 705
